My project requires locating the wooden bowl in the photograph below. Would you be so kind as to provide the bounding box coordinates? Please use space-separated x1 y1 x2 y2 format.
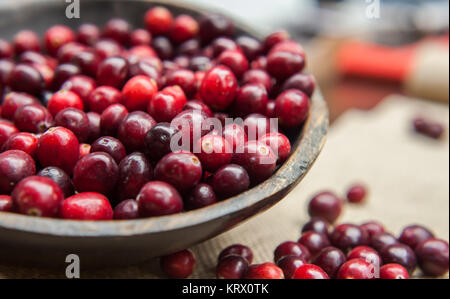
0 0 328 268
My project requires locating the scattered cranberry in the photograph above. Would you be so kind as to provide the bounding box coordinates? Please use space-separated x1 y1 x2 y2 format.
61 192 113 220
275 89 310 128
52 64 81 90
145 7 174 36
37 166 74 198
161 249 195 279
0 122 19 149
183 100 213 117
185 183 217 210
143 122 178 162
102 18 131 45
137 181 183 217
413 117 445 139
380 264 409 279
293 264 329 279
1 92 38 121
336 258 376 279
212 164 250 199
113 199 140 220
298 232 331 256
96 57 129 88
277 256 306 279
2 132 38 158
360 221 385 239
217 50 249 79
77 23 100 46
370 232 399 252
302 217 331 237
116 153 153 202
281 73 316 97
380 244 417 274
198 13 234 44
130 29 152 46
399 225 435 250
313 246 346 279
233 84 268 117
90 136 126 164
13 30 41 55
245 263 284 279
87 86 121 113
274 241 311 263
0 150 36 194
331 224 370 252
44 25 76 56
13 104 54 134
148 86 187 122
259 132 291 164
121 75 158 112
48 90 84 117
236 36 262 61
348 246 382 274
346 184 367 204
54 108 90 143
219 244 254 264
199 65 238 111
165 69 196 98
308 191 343 224
0 195 13 212
234 141 277 183
118 111 156 152
242 69 272 94
171 15 199 44
100 103 128 136
415 238 449 277
216 255 249 279
7 64 44 96
267 50 305 80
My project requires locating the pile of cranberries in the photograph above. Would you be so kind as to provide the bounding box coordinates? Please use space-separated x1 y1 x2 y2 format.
0 7 315 220
160 184 448 279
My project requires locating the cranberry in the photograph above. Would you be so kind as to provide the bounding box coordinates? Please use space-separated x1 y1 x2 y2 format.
275 89 310 128
51 63 81 90
36 127 79 175
171 15 199 44
61 75 96 104
0 39 13 59
245 263 284 279
154 151 202 191
413 117 445 139
236 36 262 61
37 166 74 198
0 195 13 212
56 42 87 63
251 56 268 70
118 111 156 152
234 141 277 183
0 59 15 85
128 59 162 86
177 39 201 56
86 112 101 142
14 104 53 134
1 92 38 121
70 49 101 77
313 246 346 278
79 143 91 159
89 137 125 164
274 241 311 263
97 57 129 88
44 25 76 56
360 221 385 239
144 6 174 36
267 50 305 80
13 30 41 55
185 183 217 210
116 153 153 202
271 40 305 55
308 191 342 224
77 24 100 46
165 69 196 98
19 51 54 67
242 69 273 93
195 135 232 172
298 232 331 256
381 244 417 274
216 255 249 279
161 249 195 279
86 86 120 113
0 150 36 194
121 75 158 112
331 224 370 252
264 31 290 52
222 124 247 153
336 258 376 279
346 184 367 204
61 192 113 220
54 108 89 143
399 225 435 250
113 199 139 220
259 132 291 164
12 176 63 217
148 86 187 122
243 113 276 141
348 246 382 273
370 232 399 252
94 39 122 59
265 100 277 118
137 181 183 217
183 100 213 117
277 256 306 279
219 244 254 263
199 65 238 111
47 90 84 117
189 55 212 72
218 50 249 79
211 38 237 57
0 122 19 149
415 238 449 277
151 37 174 60
7 64 44 96
293 264 329 279
282 73 316 97
198 13 234 44
100 104 128 136
380 264 409 279
2 132 38 158
102 18 131 45
171 110 210 147
302 217 331 237
212 164 250 199
143 122 178 162
130 29 152 46
233 84 268 117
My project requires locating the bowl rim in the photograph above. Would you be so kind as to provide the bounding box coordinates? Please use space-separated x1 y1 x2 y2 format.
0 0 329 238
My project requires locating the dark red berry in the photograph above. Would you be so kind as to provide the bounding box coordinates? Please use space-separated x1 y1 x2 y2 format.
259 132 291 164
152 36 174 60
293 264 329 279
360 221 385 239
0 59 15 86
70 49 101 77
87 86 121 113
0 150 36 194
275 89 310 128
118 111 156 152
113 199 140 220
0 195 13 212
234 141 277 183
219 244 254 264
130 29 152 46
242 69 273 93
86 112 101 142
282 73 316 97
233 83 268 117
251 56 268 70
0 122 19 149
216 255 249 279
183 100 213 117
165 69 196 98
48 90 84 117
102 18 131 45
37 166 74 198
217 50 249 79
370 232 399 252
44 25 75 56
222 124 247 153
348 246 382 274
143 122 178 162
308 191 343 224
51 63 81 90
90 136 126 164
94 39 122 59
61 75 96 105
274 241 311 263
211 37 238 57
97 57 129 88
77 24 100 46
313 246 346 279
185 183 217 210
145 7 174 36
336 258 376 279
148 86 187 122
415 238 449 277
137 181 183 217
198 13 234 44
61 192 113 220
54 108 89 143
171 109 210 147
195 135 232 172
236 36 262 61
160 249 195 279
100 103 128 136
199 65 238 111
380 264 409 279
277 256 306 279
13 30 41 55
302 217 331 237
2 132 38 158
177 39 201 56
346 184 367 204
116 153 153 202
189 55 212 72
399 225 435 250
243 113 277 141
0 39 13 59
331 224 370 252
171 15 199 44
57 42 87 63
1 92 38 121
381 244 417 274
13 104 53 134
298 232 331 256
244 263 284 279
121 75 158 112
264 31 290 52
7 64 44 96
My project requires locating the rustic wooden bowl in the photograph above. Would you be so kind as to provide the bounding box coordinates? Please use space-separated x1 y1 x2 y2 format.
0 0 328 268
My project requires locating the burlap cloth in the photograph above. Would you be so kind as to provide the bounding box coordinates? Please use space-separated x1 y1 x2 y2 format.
1 95 448 278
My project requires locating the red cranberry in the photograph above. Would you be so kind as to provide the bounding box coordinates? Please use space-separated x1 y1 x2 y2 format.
275 89 310 128
313 246 346 278
7 64 44 96
216 255 249 279
264 31 290 52
399 225 435 250
222 124 247 153
308 191 343 224
277 256 306 279
12 176 63 217
90 136 126 164
94 39 122 59
199 65 238 111
183 100 213 117
360 221 385 239
302 217 331 237
211 38 238 57
171 15 199 44
293 264 329 279
370 232 399 252
61 192 113 220
251 56 268 70
346 183 367 204
70 49 101 77
274 241 311 263
151 36 174 60
116 153 153 202
118 111 156 152
242 69 272 93
217 50 249 79
219 244 254 263
198 13 234 44
177 39 201 56
47 90 84 117
380 264 409 279
36 127 79 175
54 108 89 143
165 69 196 98
233 84 268 117
0 122 19 149
381 244 417 274
282 73 316 97
137 181 183 217
189 55 212 72
121 75 158 112
234 141 277 183
212 164 250 199
170 109 210 147
155 151 202 191
243 113 276 141
348 246 382 274
51 64 81 90
337 258 377 279
331 224 370 252
87 86 121 113
0 150 36 194
271 40 305 55
298 232 331 256
267 50 305 80
259 132 291 164
77 24 100 46
97 57 129 88
236 36 262 61
18 51 54 67
1 92 38 121
424 123 445 139
100 104 128 137
44 25 76 56
2 132 38 158
148 86 187 122
144 6 174 36
161 249 195 279
86 112 101 142
144 122 178 162
415 238 449 277
130 29 152 46
0 195 13 212
0 39 13 59
102 18 131 45
79 143 91 159
195 135 232 172
56 42 87 63
113 199 139 220
245 263 284 279
14 104 54 134
61 75 96 105
37 166 74 198
0 59 15 85
185 183 217 210
13 30 40 55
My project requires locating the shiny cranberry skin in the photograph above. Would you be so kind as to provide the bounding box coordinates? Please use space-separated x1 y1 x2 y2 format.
331 224 370 252
251 56 268 70
218 50 249 79
415 238 449 277
79 143 91 159
381 244 417 274
423 122 445 139
277 256 306 279
44 25 76 56
302 217 331 237
116 153 153 202
97 57 129 88
94 39 122 59
346 184 367 204
121 75 158 112
148 86 187 122
259 132 291 164
36 127 79 175
216 255 249 279
199 65 238 111
282 73 316 97
102 18 131 45
337 258 376 279
118 111 156 152
0 59 14 85
137 181 183 217
243 113 276 141
77 24 100 46
212 164 250 199
54 108 89 143
219 244 254 263
165 69 196 98
1 92 38 121
2 132 38 158
308 191 343 224
0 122 19 149
61 192 113 220
234 141 277 183
222 124 247 153
293 264 329 279
370 232 399 252
86 112 101 142
48 90 84 117
380 264 409 279
183 100 213 117
198 13 234 44
0 39 13 59
236 36 262 61
177 39 201 56
89 136 125 164
56 42 87 63
211 37 238 58
13 30 41 55
267 51 305 80
70 49 101 77
144 6 173 36
37 166 74 198
0 150 36 194
0 195 13 212
242 69 272 93
61 75 96 105
100 104 128 137
186 183 217 210
87 86 120 113
161 249 195 279
348 246 382 273
155 152 202 191
245 263 284 279
195 135 232 172
14 104 54 134
299 232 331 256
151 37 174 60
274 241 311 263
51 64 81 90
171 15 199 44
275 89 310 128
143 122 178 162
399 225 435 250
113 199 139 220
171 109 210 146
360 221 385 239
7 64 44 96
189 55 212 72
313 246 346 278
233 84 268 117
130 29 152 46
264 31 290 52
